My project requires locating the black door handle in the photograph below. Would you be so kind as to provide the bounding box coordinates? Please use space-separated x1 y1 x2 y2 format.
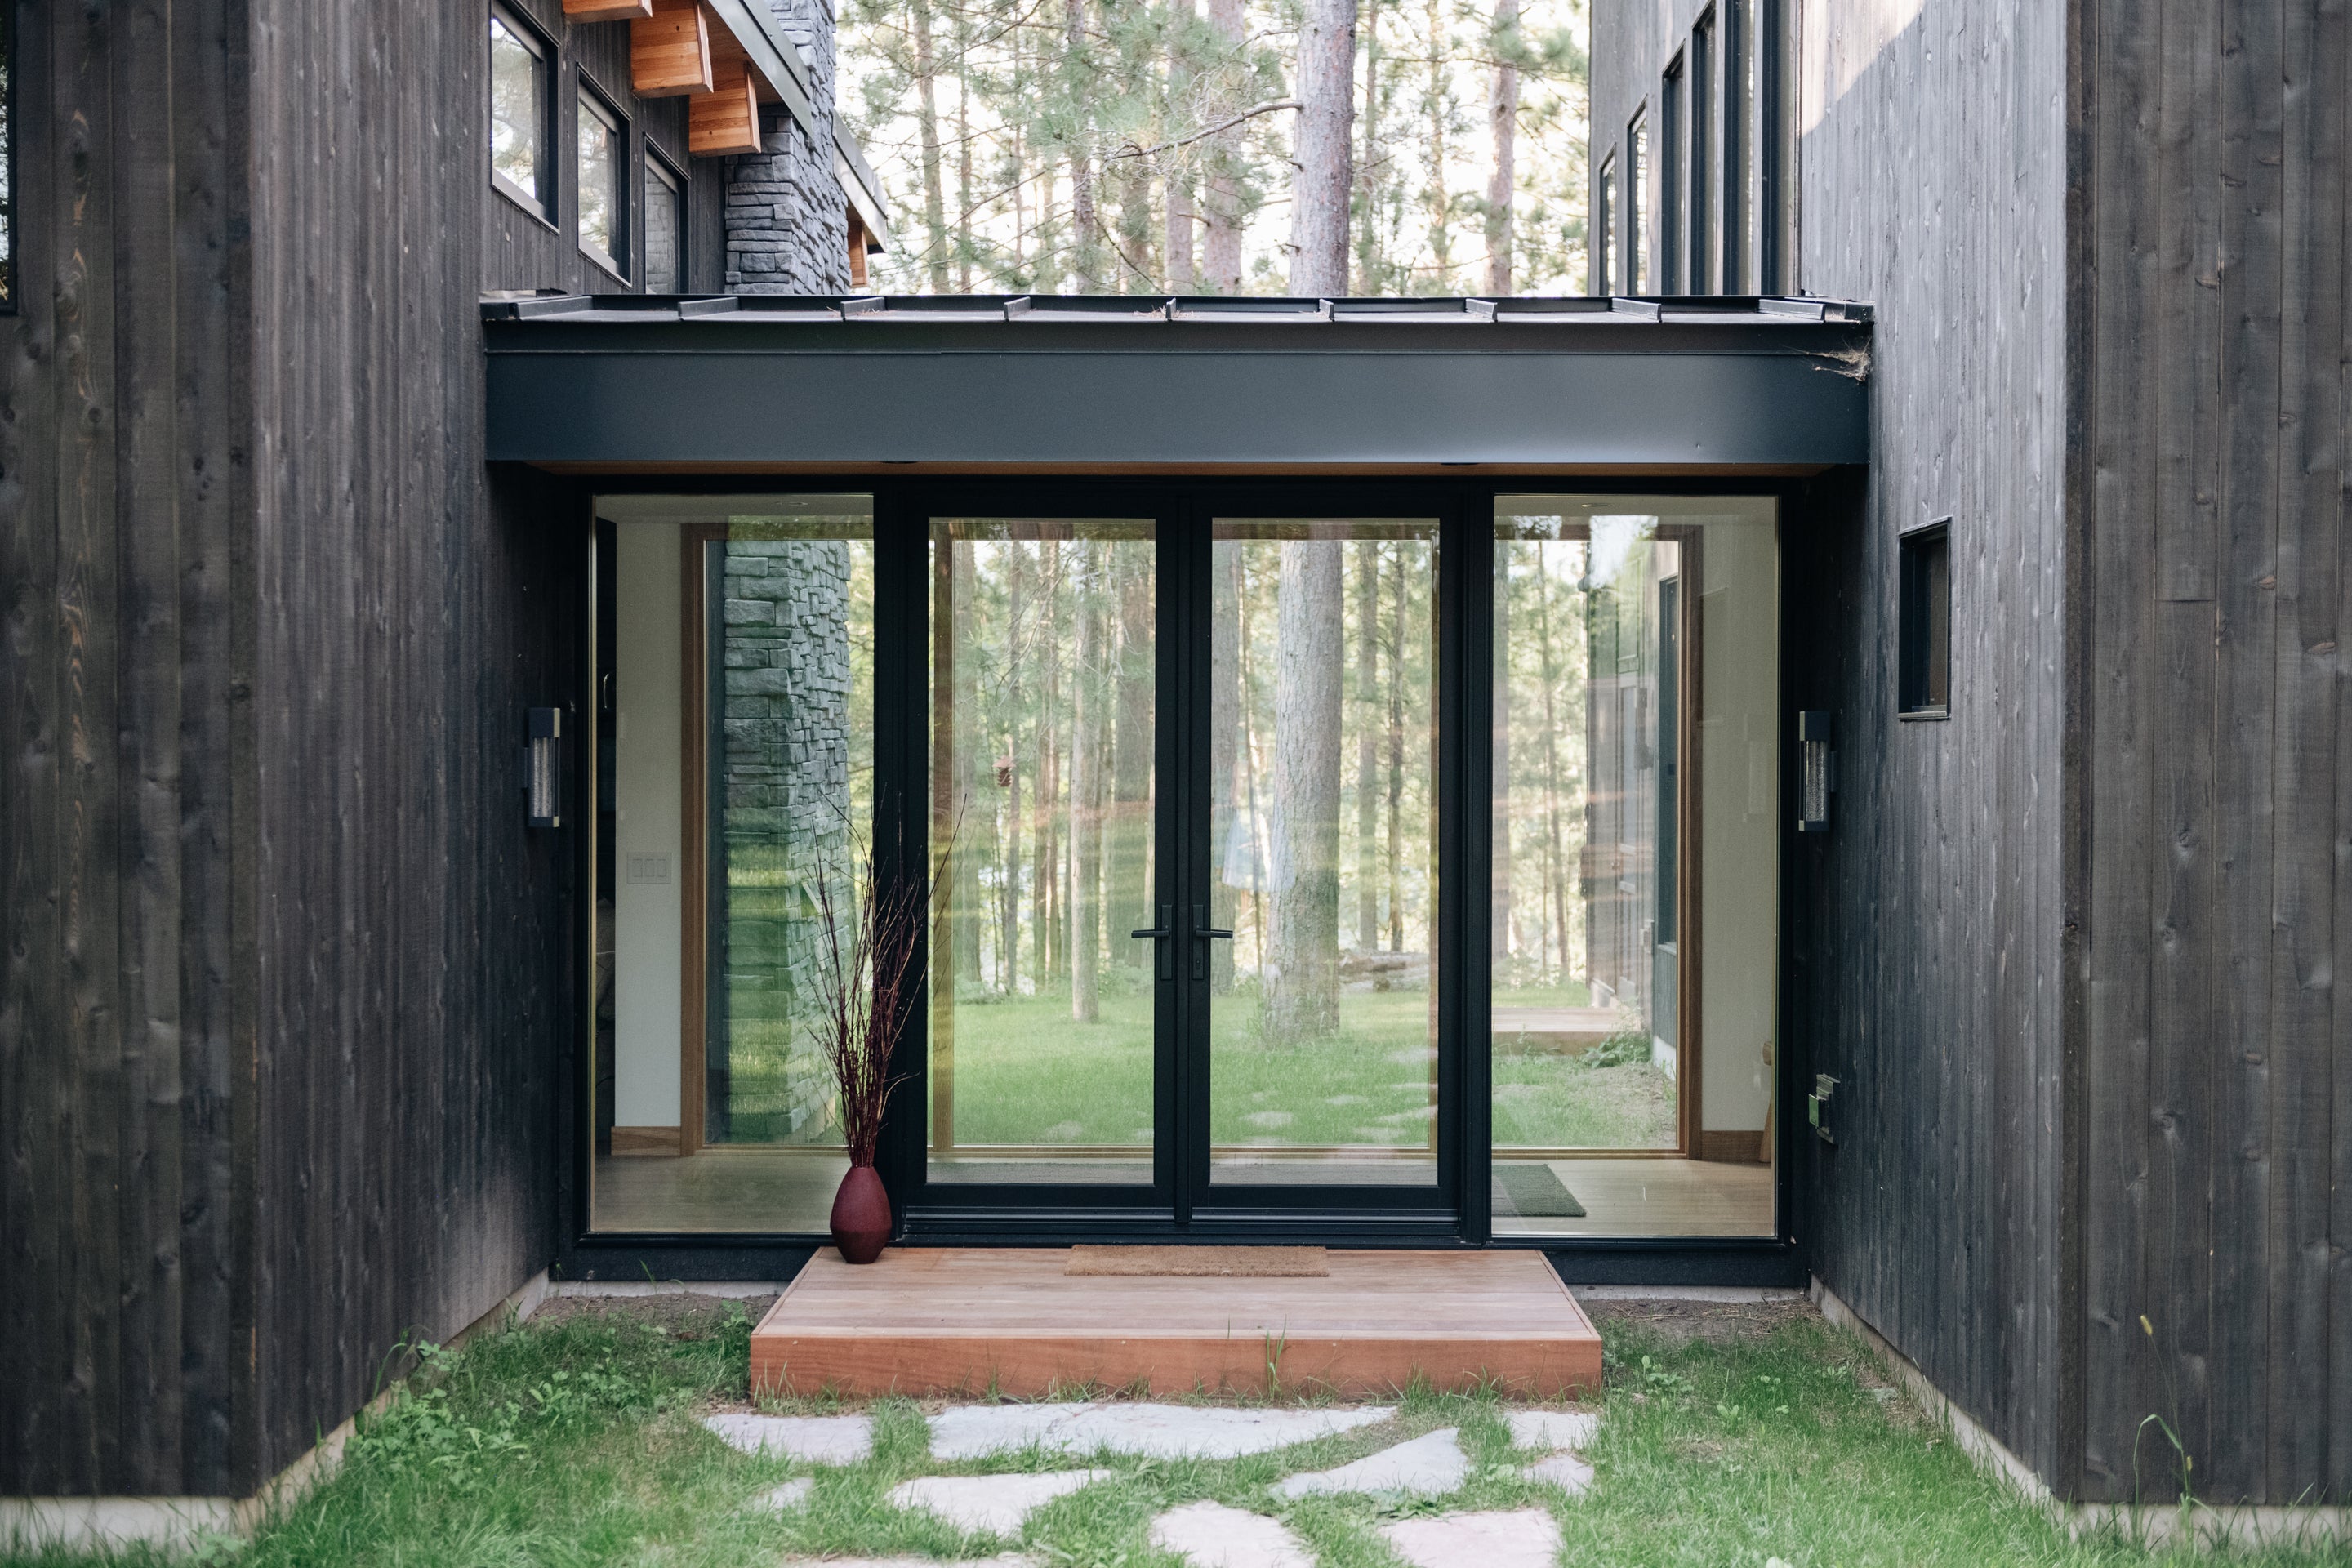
1131 905 1174 979
1191 905 1233 979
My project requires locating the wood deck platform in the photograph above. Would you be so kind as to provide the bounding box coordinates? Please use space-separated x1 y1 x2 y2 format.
750 1248 1601 1399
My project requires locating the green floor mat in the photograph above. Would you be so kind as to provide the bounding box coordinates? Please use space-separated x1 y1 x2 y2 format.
1492 1161 1587 1218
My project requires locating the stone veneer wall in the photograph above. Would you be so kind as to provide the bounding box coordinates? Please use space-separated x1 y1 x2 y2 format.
725 0 853 293
712 535 855 1140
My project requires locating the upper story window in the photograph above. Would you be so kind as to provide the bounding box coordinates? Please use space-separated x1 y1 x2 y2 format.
1595 154 1618 296
1628 112 1652 294
644 149 685 292
490 6 555 224
577 81 627 278
1659 55 1684 292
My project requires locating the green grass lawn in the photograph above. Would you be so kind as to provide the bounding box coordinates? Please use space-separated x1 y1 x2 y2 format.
10 1295 2334 1568
927 983 1673 1152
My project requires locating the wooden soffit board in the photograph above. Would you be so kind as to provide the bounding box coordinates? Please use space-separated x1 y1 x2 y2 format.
482 298 1873 470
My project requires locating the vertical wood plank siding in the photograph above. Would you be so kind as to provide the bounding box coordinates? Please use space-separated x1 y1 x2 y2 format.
2 0 706 1495
2075 0 2352 1504
244 2 583 1488
1784 0 2073 1490
0 0 252 1498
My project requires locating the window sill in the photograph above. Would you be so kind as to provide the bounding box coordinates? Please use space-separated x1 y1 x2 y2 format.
581 244 631 287
1897 706 1949 723
492 173 560 234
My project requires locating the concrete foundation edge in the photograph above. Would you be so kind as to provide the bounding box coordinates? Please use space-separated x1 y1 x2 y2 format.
1812 1276 2350 1548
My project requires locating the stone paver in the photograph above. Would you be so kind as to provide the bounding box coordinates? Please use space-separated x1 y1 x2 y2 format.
704 1412 874 1463
1147 1500 1316 1568
746 1477 815 1512
1505 1410 1601 1452
926 1402 1393 1461
1271 1428 1468 1499
886 1470 1111 1536
1521 1450 1596 1496
1380 1508 1564 1568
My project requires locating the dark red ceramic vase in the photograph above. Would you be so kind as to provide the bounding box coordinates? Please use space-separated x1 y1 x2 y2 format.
830 1164 892 1264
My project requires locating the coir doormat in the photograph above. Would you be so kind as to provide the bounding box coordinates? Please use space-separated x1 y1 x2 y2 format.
1491 1163 1588 1218
1066 1245 1330 1277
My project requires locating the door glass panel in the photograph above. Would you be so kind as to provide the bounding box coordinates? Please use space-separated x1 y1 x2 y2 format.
1490 496 1778 1238
1209 520 1441 1187
929 520 1157 1185
591 495 873 1234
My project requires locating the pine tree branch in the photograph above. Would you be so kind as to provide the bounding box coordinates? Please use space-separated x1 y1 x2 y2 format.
1104 99 1302 161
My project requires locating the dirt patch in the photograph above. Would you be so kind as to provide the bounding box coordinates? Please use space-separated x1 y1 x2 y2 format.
528 1290 777 1338
1580 1294 1822 1348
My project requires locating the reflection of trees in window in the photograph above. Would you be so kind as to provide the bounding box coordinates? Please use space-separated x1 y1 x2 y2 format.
489 11 550 216
577 90 624 271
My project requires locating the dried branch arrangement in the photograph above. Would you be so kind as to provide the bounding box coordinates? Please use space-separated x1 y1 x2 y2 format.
807 828 939 1169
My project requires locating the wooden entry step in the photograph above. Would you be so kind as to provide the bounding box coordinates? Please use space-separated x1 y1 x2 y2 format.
750 1247 1601 1399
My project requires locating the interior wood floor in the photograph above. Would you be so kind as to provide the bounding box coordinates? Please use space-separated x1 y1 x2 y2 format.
593 1147 848 1232
1493 1156 1775 1238
751 1246 1602 1398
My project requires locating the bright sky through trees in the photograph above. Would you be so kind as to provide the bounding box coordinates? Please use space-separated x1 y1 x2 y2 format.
840 0 1590 296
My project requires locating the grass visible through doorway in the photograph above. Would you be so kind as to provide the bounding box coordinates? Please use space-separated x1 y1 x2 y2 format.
7 1293 2341 1567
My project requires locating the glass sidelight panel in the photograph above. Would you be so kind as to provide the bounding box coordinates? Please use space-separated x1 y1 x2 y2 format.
592 496 873 1233
1490 496 1779 1239
928 520 1158 1185
1208 520 1441 1187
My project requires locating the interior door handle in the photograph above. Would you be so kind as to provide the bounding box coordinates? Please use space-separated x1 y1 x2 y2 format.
1191 906 1233 980
1131 905 1174 979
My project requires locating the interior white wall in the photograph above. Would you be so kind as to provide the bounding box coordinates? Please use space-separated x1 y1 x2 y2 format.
613 524 684 1129
1698 514 1780 1134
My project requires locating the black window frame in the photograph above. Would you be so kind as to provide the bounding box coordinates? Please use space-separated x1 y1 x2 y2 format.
1628 109 1651 294
1595 152 1618 296
575 69 631 283
488 2 559 228
1690 10 1716 295
1898 519 1952 719
1659 53 1686 294
642 140 688 294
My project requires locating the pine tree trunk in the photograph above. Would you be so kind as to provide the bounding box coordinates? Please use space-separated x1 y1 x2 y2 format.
912 0 951 291
1266 541 1343 1041
1354 546 1379 949
1287 0 1357 295
1492 549 1512 969
958 21 975 292
1355 0 1383 292
1385 546 1405 953
1202 0 1246 292
954 546 982 982
1209 541 1240 992
1070 551 1104 1021
1535 559 1568 978
1034 541 1061 981
1166 0 1198 292
1065 0 1100 288
1484 0 1519 293
1423 0 1449 285
1001 544 1026 992
1110 552 1154 964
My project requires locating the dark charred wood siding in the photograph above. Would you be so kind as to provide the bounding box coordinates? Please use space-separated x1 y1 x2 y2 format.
244 1 583 1489
0 0 254 1499
2071 0 2352 1508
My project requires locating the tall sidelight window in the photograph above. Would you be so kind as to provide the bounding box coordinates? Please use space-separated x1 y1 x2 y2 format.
1690 12 1715 294
1724 0 1753 292
590 496 877 1234
1659 56 1685 293
1899 521 1952 715
577 82 627 278
1594 155 1618 295
644 149 685 292
1490 497 1780 1239
489 6 555 222
0 2 13 312
1629 114 1652 293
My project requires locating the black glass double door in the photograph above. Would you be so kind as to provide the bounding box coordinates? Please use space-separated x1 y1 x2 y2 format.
897 492 1467 1234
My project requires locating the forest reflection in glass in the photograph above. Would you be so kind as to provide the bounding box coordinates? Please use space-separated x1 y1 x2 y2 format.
1490 511 1680 1156
1209 521 1440 1186
927 519 1157 1183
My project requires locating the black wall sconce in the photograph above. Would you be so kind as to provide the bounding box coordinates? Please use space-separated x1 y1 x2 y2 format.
526 706 563 828
1797 709 1835 833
